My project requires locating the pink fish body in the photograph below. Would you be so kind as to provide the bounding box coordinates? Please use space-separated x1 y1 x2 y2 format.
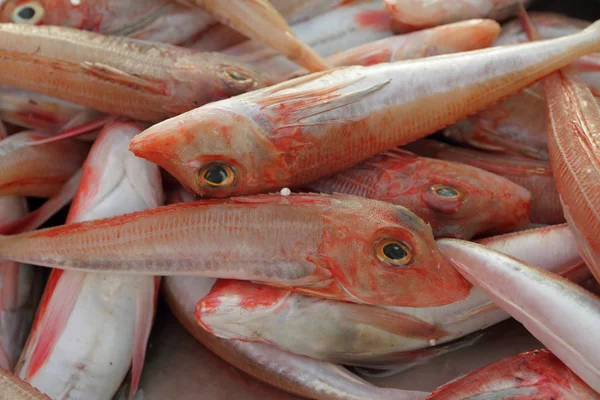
307 149 530 239
0 130 89 197
15 122 163 399
130 21 600 197
428 349 600 399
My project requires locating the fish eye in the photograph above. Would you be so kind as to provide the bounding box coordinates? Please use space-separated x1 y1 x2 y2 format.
198 162 236 188
375 239 412 267
12 2 45 24
429 184 462 199
225 70 252 82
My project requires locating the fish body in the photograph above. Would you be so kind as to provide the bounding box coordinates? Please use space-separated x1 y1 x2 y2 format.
0 24 271 122
0 0 212 44
0 130 89 197
0 194 470 307
405 140 563 225
307 149 530 239
384 0 533 32
437 238 600 392
428 349 600 399
195 224 588 365
164 276 428 400
130 21 600 197
15 122 162 399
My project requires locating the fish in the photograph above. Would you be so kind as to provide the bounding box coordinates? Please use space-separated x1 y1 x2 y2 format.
0 24 272 122
130 20 600 197
404 140 564 225
427 349 600 399
224 0 393 80
384 0 534 32
0 0 213 45
179 0 330 72
520 10 600 284
495 12 600 96
0 369 51 400
14 121 163 400
163 275 429 400
194 224 589 366
437 238 600 393
307 149 531 239
0 130 89 197
0 193 471 307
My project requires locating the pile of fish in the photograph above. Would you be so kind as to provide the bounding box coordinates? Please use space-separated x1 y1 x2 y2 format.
0 0 598 398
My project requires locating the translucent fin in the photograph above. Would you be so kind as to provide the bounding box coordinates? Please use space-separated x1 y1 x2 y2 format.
27 115 115 146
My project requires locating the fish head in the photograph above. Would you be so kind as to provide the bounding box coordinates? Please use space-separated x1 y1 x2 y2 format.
318 195 472 307
414 157 531 239
0 0 85 27
130 107 290 198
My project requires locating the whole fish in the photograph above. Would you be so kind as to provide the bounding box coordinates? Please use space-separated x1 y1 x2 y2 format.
224 0 393 80
307 149 530 239
0 0 212 45
15 121 163 400
164 275 429 400
130 20 600 197
404 140 563 225
437 238 600 393
0 369 50 400
178 0 330 72
194 224 588 366
0 131 89 197
0 24 272 122
0 194 471 307
495 12 600 95
428 349 600 399
0 196 40 370
522 12 600 284
384 0 534 32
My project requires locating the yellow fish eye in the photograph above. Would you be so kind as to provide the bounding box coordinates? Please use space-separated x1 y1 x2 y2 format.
12 2 45 24
429 184 462 199
375 239 412 267
225 70 252 82
198 162 236 188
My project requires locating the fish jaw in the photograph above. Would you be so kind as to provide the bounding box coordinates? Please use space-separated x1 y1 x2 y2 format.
129 106 292 198
428 349 600 399
437 239 600 393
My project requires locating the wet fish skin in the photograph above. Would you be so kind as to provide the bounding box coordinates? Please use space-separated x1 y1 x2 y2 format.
307 149 531 239
427 349 600 399
130 20 600 197
0 193 471 308
405 140 564 225
0 24 273 122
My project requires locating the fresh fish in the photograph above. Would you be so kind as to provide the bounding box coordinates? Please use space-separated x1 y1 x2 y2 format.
178 0 330 72
15 121 163 400
495 12 600 95
0 196 40 370
384 0 534 32
0 0 213 45
130 21 600 197
522 11 600 284
0 131 89 197
437 238 600 393
0 24 272 122
307 149 531 239
0 194 471 307
194 224 588 366
224 0 393 80
428 349 600 399
164 276 429 400
0 369 50 400
404 140 564 225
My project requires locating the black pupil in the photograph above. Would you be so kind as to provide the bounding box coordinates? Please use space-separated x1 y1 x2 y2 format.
383 243 407 261
435 186 459 197
204 165 228 185
17 6 36 20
